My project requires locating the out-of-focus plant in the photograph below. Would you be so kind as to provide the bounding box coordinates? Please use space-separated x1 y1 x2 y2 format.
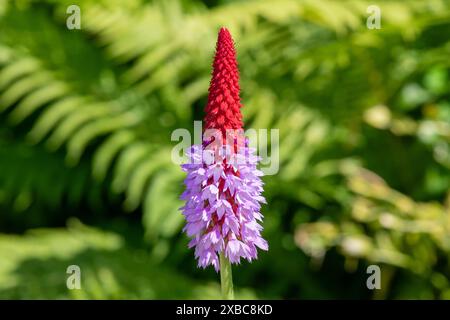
0 219 256 299
296 165 450 299
0 0 449 299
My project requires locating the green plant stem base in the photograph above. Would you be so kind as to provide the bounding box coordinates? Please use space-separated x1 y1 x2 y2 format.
219 252 234 300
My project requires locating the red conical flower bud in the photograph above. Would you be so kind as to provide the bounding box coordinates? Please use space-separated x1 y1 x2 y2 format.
204 28 243 134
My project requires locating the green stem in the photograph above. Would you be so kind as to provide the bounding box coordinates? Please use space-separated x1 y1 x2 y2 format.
219 252 234 300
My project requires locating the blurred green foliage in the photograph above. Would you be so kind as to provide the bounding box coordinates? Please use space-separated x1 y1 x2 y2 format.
0 218 255 299
0 0 449 299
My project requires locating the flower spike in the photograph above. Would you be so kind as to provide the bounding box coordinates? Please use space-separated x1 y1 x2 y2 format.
180 27 268 273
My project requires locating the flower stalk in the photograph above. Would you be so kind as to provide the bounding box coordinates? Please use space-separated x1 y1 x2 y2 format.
219 252 234 300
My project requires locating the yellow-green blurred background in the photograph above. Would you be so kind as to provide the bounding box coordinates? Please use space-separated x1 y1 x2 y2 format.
0 0 449 299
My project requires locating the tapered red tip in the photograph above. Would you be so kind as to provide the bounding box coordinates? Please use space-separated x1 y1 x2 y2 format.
204 27 243 132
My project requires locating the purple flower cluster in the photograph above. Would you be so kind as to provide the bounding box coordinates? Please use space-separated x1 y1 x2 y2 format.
180 141 268 271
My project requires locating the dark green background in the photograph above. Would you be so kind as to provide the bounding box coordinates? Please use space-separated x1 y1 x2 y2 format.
0 0 449 299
